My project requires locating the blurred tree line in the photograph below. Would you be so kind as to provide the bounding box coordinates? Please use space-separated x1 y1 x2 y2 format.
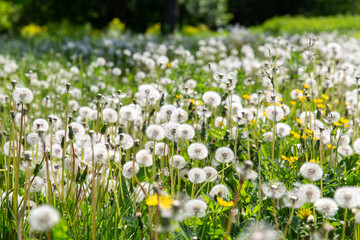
0 0 359 32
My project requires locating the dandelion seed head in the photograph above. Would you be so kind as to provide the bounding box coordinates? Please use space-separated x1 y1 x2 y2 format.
187 143 208 160
29 205 60 232
122 161 139 179
315 198 339 217
184 199 207 218
215 147 234 163
209 184 229 199
188 168 206 184
334 187 360 209
300 162 323 181
135 149 153 167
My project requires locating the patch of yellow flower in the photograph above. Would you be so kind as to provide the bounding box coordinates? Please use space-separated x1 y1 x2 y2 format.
321 94 329 100
289 130 301 139
296 118 302 125
242 94 250 100
146 193 174 210
303 84 310 89
108 18 125 31
20 23 47 37
281 155 299 163
217 197 234 207
297 207 312 219
327 144 336 149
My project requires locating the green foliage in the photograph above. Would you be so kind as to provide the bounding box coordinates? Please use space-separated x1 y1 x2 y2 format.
253 15 360 34
0 1 20 31
179 0 233 28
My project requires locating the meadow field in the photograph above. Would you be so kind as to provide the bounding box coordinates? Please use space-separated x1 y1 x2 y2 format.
1 21 360 239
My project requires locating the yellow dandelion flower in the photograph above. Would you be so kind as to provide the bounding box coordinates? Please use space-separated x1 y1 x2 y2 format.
217 197 234 207
146 194 159 206
242 94 250 100
159 196 174 210
290 101 297 105
321 94 329 100
304 84 310 89
296 118 302 124
297 207 312 219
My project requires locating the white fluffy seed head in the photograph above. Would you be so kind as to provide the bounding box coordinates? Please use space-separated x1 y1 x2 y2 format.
265 106 284 122
262 181 286 199
299 184 321 203
102 108 118 123
202 166 218 182
315 198 339 218
176 124 195 140
184 199 207 218
13 87 34 104
146 125 165 141
300 162 323 181
202 91 221 107
215 147 234 163
169 155 186 169
188 168 206 184
282 189 306 209
209 184 229 199
334 187 360 209
187 143 208 160
135 149 153 167
122 161 139 179
29 205 60 232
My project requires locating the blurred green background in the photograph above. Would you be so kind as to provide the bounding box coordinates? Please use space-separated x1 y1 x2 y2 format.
1 0 360 34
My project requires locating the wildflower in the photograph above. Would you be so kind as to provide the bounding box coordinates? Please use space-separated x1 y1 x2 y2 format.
184 199 207 218
159 105 178 121
187 143 208 160
146 193 174 210
33 119 49 132
275 123 291 138
69 122 85 138
202 91 221 107
297 207 312 219
262 132 274 143
135 149 153 167
299 184 321 203
29 205 60 232
122 161 139 179
334 187 360 209
337 145 353 157
210 184 229 199
188 168 206 184
353 138 360 155
146 125 165 141
217 197 234 207
169 155 186 169
215 147 234 163
283 189 306 209
171 108 188 123
202 166 218 182
13 87 34 104
119 105 140 121
176 124 195 140
163 122 179 140
264 106 284 121
214 116 227 127
102 108 118 123
300 162 323 181
262 181 286 199
154 142 169 156
315 198 339 217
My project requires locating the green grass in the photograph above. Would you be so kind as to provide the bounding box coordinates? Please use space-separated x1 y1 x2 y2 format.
252 14 360 34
